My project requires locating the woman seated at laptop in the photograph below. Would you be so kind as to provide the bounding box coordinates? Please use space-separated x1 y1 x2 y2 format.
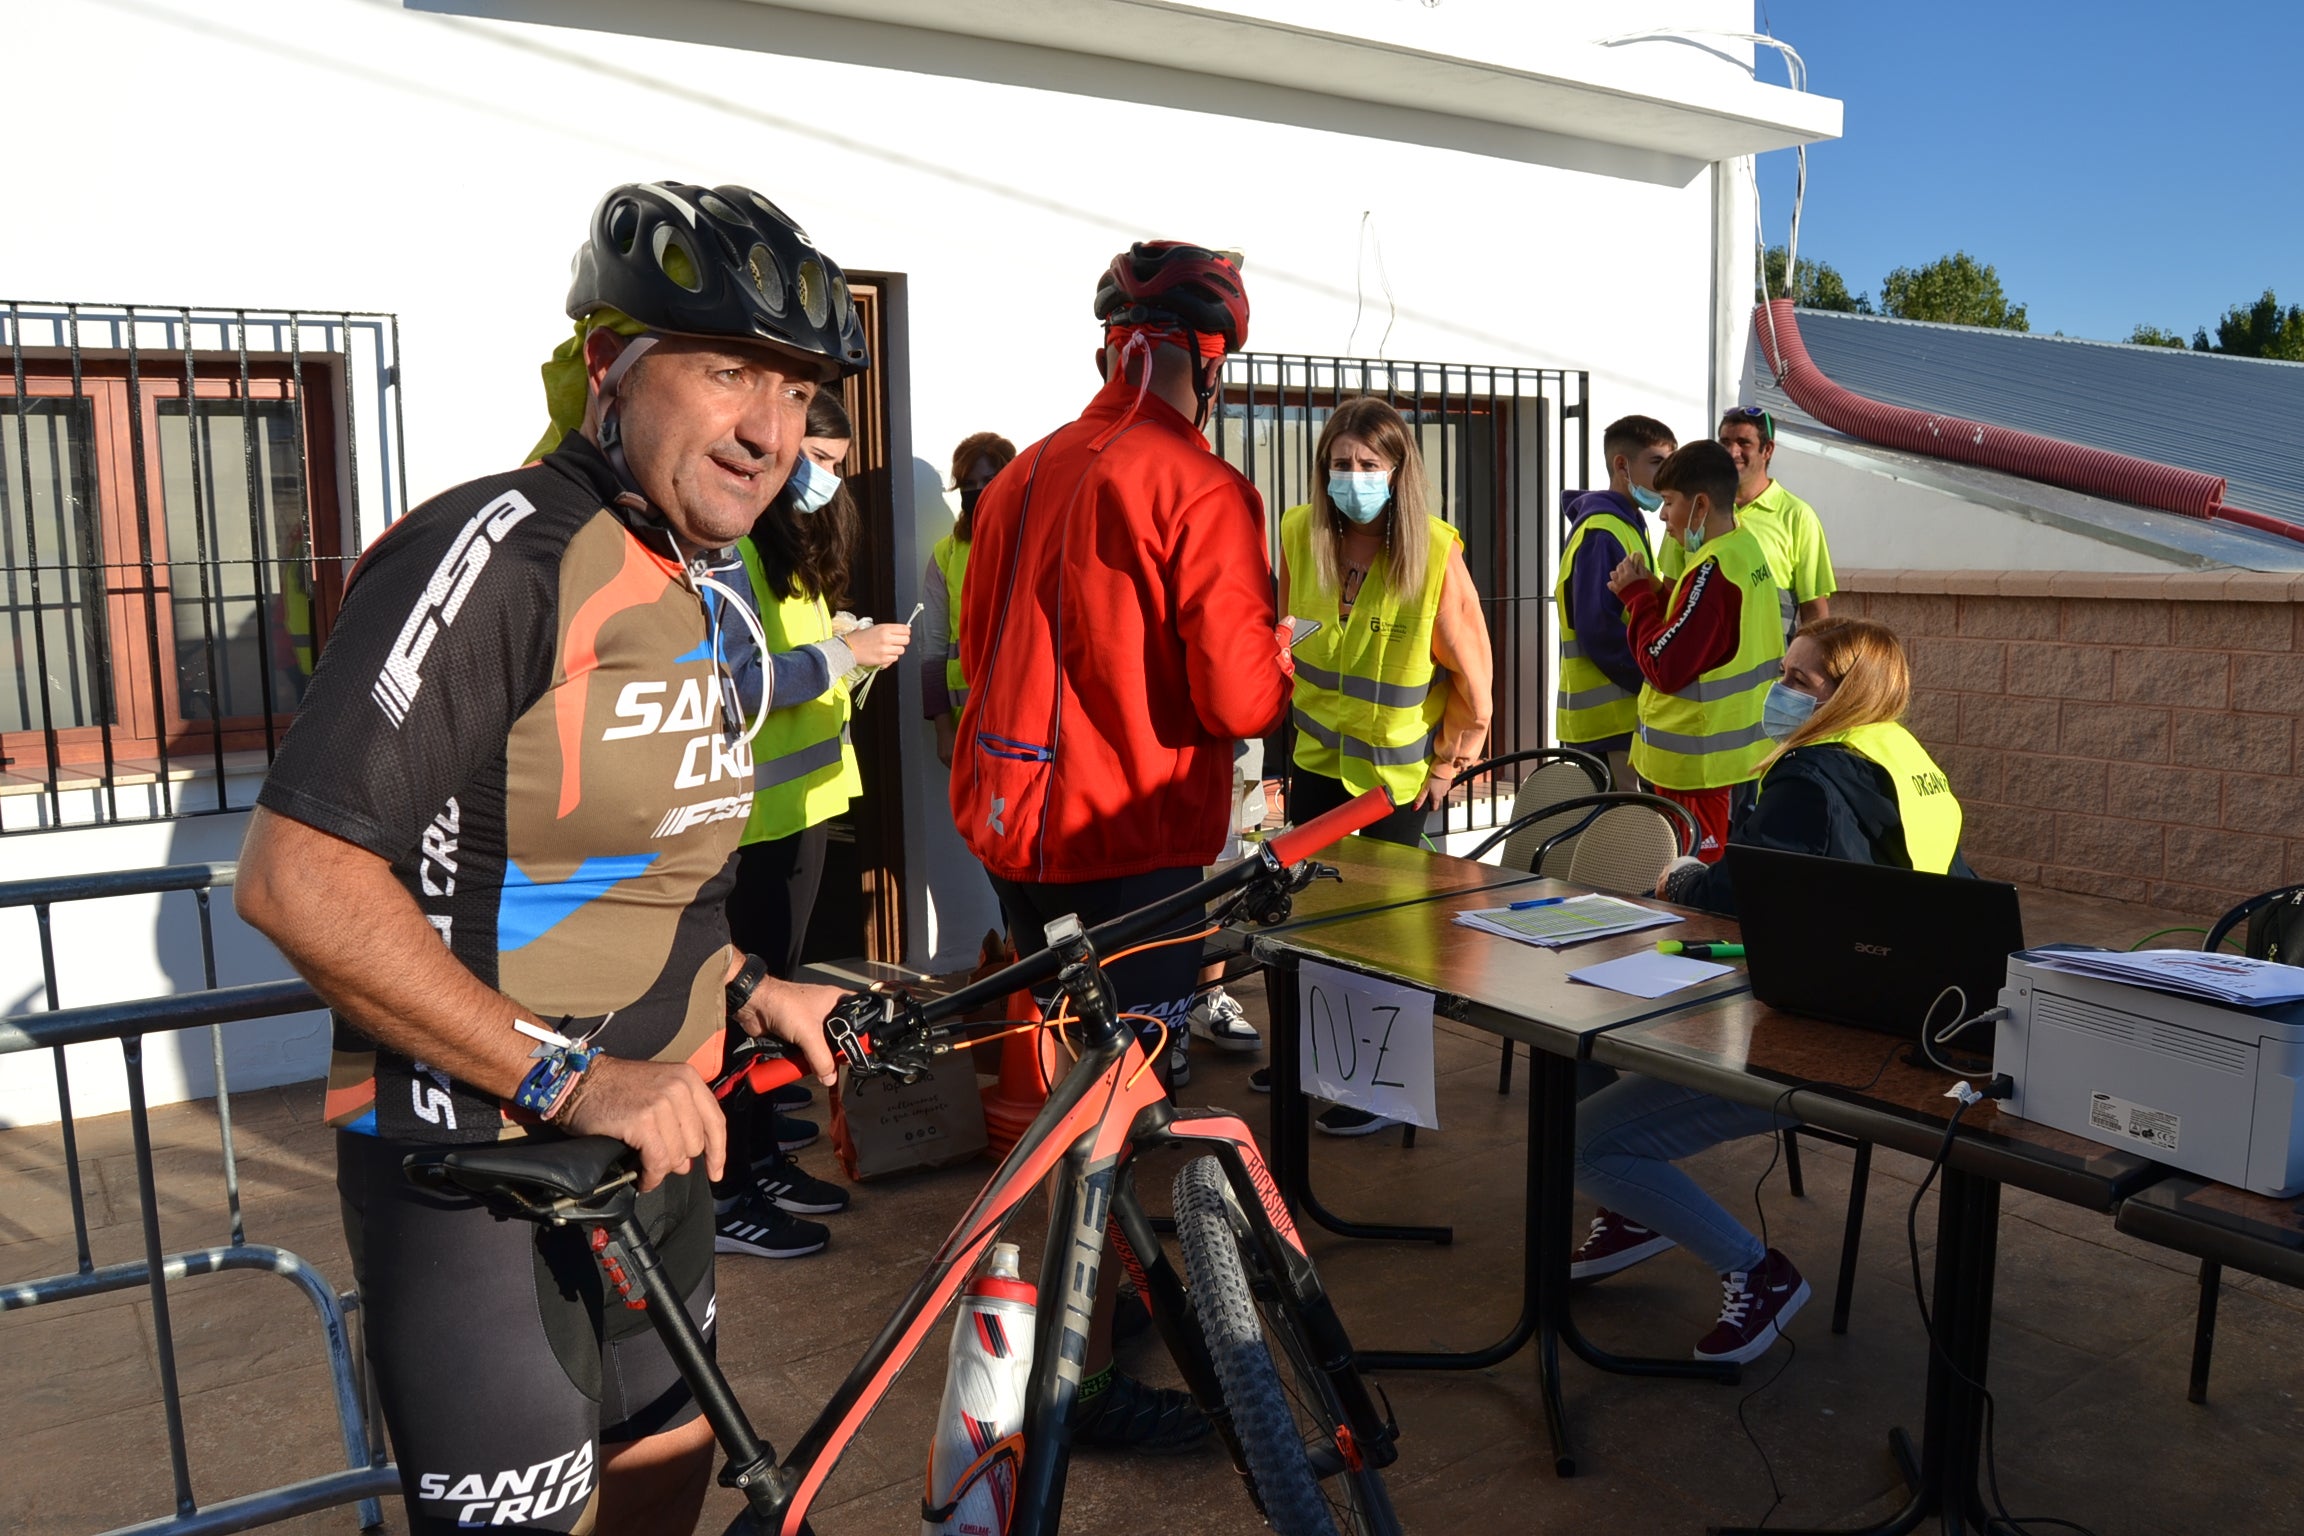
1572 617 1973 1365
1655 616 1974 915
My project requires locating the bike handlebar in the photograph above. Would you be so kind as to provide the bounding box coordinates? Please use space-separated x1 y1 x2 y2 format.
721 786 1394 1096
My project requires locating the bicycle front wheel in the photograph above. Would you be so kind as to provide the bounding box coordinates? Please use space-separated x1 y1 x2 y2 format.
1172 1156 1401 1536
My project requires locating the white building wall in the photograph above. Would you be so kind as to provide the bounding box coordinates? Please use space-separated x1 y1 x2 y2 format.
1 0 1773 1123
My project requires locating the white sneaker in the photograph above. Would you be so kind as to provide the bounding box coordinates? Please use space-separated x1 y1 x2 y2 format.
1188 989 1263 1054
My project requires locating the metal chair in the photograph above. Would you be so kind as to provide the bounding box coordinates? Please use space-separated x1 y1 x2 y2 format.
1468 792 1698 1094
1436 746 1611 873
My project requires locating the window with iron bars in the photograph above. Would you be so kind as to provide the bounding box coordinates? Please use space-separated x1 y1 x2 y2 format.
1210 353 1592 840
0 304 405 833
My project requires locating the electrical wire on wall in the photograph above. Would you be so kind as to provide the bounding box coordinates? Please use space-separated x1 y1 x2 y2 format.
1597 25 1810 384
1345 209 1398 359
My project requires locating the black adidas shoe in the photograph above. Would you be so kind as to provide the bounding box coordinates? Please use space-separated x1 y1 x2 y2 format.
713 1197 829 1259
1067 1371 1211 1454
751 1152 850 1215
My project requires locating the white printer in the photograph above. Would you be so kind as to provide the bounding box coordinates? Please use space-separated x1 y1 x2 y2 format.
1996 952 2304 1197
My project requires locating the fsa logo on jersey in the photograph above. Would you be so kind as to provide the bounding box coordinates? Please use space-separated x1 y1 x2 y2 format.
372 491 538 727
654 793 749 839
414 1440 594 1526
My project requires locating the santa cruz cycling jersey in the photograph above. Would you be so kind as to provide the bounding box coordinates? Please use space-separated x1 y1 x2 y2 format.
258 432 755 1143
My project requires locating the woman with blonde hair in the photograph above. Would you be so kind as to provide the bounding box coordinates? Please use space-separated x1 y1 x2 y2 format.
1279 396 1492 849
1568 616 1976 1367
1656 615 1973 913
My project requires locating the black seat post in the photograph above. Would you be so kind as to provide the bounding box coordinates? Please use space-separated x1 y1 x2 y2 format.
604 1207 785 1514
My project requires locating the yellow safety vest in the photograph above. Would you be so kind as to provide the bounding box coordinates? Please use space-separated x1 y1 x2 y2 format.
736 539 863 845
1282 504 1455 804
1554 507 1650 746
1629 525 1784 791
931 532 969 708
1800 720 1962 874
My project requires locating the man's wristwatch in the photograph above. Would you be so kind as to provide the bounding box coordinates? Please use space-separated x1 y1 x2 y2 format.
725 952 770 1018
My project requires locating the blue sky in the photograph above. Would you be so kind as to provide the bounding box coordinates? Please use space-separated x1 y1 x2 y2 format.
1751 1 2299 343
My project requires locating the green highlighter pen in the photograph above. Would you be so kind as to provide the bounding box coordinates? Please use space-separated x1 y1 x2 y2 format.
1658 940 1746 960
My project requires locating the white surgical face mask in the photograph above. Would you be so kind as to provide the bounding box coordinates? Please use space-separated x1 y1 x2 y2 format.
1328 471 1391 525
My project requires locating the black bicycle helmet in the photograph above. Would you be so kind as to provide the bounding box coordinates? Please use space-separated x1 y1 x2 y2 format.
1092 241 1250 354
567 181 869 378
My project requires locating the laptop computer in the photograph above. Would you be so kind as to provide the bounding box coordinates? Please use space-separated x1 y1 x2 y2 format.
1727 846 2025 1046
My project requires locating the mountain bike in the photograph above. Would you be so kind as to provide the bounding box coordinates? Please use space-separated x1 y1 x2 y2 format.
405 788 1406 1536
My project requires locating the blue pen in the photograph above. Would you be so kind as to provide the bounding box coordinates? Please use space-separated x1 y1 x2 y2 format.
1509 896 1569 910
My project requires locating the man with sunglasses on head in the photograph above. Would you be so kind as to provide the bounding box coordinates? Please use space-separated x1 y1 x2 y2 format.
236 182 860 1536
1656 406 1835 643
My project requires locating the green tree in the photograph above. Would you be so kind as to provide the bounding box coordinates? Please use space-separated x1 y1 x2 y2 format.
2191 289 2304 360
1758 246 1872 312
2127 324 2189 348
1878 251 2029 331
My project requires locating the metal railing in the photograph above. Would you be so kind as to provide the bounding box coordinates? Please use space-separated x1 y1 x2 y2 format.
0 863 394 1536
1211 352 1591 840
1 302 406 834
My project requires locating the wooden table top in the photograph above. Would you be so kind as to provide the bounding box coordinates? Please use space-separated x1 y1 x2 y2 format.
1597 992 2163 1209
1254 881 1751 1050
1217 838 1543 952
2116 1175 2304 1289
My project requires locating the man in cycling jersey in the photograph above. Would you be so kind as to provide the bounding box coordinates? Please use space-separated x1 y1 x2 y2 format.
236 182 860 1536
950 241 1291 1450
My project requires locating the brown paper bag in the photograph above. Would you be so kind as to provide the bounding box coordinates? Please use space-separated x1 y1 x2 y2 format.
830 1048 990 1180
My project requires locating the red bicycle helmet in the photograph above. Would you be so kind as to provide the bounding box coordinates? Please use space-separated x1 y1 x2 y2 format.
1092 242 1250 354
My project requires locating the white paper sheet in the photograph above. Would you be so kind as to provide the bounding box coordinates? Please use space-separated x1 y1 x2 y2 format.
1565 950 1733 1000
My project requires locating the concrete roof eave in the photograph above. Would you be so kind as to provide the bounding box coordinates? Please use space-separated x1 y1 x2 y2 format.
413 0 1843 180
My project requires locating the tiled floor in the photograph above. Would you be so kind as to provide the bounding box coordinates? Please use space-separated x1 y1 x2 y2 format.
5 884 2301 1535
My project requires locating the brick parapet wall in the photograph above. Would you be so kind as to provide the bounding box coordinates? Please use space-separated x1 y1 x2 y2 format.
1833 570 2304 921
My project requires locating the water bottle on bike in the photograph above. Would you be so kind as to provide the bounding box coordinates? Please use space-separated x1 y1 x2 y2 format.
923 1241 1038 1536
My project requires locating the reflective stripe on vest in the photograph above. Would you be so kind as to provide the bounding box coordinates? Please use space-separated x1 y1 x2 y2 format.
1797 720 1962 874
1628 524 1784 791
1553 508 1648 745
932 532 969 697
1282 504 1455 803
736 538 864 845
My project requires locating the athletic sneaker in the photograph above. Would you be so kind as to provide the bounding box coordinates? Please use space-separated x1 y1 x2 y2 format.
1248 1065 1272 1094
751 1152 849 1216
1315 1105 1401 1137
1188 989 1262 1053
713 1197 829 1259
1067 1370 1211 1453
1166 1037 1192 1089
1693 1248 1810 1365
772 1113 819 1152
767 1079 812 1112
1570 1208 1678 1281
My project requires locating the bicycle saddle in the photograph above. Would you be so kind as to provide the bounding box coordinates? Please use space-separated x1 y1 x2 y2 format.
403 1135 634 1214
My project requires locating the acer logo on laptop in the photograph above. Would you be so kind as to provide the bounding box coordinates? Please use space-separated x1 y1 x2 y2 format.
1853 941 1893 956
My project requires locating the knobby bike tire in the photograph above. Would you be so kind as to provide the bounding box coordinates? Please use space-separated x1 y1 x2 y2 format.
1172 1156 1401 1536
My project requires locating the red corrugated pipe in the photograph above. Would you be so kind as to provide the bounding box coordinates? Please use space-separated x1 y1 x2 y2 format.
1751 299 2304 547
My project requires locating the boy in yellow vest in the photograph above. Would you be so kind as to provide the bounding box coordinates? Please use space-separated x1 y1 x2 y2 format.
1556 414 1674 788
1607 440 1784 861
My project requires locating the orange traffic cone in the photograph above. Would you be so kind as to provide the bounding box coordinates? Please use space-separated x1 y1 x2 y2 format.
981 988 1060 1157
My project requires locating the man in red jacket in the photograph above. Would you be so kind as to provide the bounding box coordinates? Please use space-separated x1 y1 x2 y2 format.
951 242 1289 1449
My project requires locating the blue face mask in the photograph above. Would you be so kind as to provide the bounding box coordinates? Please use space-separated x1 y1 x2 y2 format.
1630 484 1663 513
1762 680 1819 741
1680 522 1707 554
789 455 840 515
1328 472 1392 525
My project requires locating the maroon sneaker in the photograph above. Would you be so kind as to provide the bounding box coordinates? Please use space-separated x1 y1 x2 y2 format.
1570 1208 1678 1280
1694 1248 1811 1364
